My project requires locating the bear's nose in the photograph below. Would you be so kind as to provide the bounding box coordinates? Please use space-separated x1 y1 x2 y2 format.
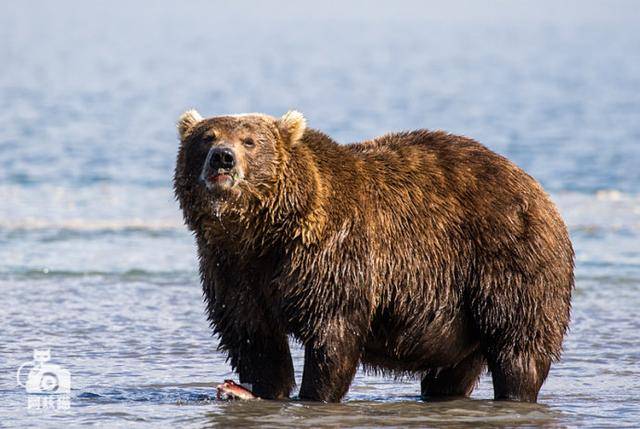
209 147 235 170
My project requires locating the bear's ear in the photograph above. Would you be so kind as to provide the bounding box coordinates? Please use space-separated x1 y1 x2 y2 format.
177 109 203 140
278 110 306 145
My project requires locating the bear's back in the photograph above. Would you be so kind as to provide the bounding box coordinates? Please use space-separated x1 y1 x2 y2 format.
301 128 571 290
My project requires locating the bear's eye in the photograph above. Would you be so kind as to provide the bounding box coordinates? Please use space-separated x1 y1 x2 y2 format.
242 137 255 148
200 133 216 145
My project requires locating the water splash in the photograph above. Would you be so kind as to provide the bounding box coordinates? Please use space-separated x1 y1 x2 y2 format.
212 200 231 234
213 201 222 220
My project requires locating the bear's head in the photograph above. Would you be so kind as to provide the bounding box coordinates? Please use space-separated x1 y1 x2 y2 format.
174 109 308 230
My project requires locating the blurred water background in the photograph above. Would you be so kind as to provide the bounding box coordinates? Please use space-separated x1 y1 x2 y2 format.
1 1 639 427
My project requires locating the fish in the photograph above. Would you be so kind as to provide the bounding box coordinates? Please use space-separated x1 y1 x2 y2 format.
216 379 258 400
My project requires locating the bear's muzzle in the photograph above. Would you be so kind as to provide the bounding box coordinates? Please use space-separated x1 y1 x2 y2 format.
200 146 240 192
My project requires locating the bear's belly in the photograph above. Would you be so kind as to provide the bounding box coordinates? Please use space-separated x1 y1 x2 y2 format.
361 310 479 372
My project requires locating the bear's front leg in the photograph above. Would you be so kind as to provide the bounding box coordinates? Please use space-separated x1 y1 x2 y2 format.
298 323 362 402
227 329 295 400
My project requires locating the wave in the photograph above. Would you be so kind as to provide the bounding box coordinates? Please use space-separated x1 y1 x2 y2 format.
0 218 184 232
552 190 640 233
0 268 197 282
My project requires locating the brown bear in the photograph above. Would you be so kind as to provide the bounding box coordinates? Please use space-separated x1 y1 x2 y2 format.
174 109 574 403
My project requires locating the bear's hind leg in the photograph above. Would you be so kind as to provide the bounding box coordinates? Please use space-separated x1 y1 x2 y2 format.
421 351 485 399
488 353 550 402
470 267 571 403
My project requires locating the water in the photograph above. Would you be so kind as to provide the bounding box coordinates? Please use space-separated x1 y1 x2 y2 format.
1 1 639 427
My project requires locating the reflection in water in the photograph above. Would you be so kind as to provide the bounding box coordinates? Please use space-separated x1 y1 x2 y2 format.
200 398 565 428
70 387 568 428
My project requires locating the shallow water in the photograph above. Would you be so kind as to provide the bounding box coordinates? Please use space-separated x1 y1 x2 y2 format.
1 1 639 427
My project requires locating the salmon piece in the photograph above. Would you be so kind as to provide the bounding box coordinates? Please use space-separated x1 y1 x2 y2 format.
216 380 258 400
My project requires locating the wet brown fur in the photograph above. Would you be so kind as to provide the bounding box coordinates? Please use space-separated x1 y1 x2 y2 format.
174 111 574 403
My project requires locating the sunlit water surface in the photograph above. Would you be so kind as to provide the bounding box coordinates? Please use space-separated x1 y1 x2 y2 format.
1 1 639 427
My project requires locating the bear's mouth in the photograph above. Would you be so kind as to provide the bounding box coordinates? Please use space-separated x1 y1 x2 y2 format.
209 172 234 185
202 168 239 192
